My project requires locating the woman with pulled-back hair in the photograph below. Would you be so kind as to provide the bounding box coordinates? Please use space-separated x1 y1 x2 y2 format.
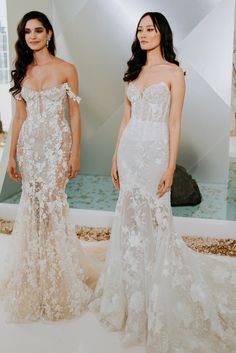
91 12 236 353
0 11 94 322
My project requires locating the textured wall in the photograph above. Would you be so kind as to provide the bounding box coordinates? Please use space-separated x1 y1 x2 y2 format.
52 0 235 182
0 0 235 202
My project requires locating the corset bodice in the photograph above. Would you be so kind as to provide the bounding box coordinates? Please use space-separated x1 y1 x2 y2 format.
127 81 170 123
20 83 80 123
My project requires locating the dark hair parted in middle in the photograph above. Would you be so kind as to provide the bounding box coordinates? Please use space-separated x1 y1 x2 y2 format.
10 11 56 98
123 12 179 82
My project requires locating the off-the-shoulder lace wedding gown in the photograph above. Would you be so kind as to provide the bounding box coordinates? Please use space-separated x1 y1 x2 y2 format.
0 83 93 322
90 82 236 353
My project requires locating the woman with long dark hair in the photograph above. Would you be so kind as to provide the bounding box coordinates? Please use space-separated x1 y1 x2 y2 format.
0 11 93 322
91 12 236 352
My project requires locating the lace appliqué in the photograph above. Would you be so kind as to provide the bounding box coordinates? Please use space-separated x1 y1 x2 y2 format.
65 83 82 104
90 83 236 353
0 83 91 322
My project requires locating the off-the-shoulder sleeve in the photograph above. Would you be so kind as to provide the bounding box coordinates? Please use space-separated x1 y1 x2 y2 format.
65 83 82 104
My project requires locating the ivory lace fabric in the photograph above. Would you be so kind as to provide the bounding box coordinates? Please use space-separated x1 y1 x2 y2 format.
0 83 93 322
90 82 236 353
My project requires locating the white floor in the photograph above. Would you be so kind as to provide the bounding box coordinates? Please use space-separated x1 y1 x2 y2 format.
0 234 144 353
1 201 236 353
0 312 145 353
0 311 145 353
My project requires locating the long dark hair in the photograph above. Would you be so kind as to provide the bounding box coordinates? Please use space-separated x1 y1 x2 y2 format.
10 11 56 98
123 12 179 82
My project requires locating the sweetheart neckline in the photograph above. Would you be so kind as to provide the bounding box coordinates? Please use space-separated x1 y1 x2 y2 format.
128 81 170 96
21 82 67 93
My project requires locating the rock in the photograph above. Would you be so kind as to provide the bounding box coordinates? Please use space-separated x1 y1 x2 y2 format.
171 165 202 206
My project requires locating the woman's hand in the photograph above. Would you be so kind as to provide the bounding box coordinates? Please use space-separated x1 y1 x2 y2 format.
111 157 120 190
67 154 80 179
7 157 22 182
157 168 174 198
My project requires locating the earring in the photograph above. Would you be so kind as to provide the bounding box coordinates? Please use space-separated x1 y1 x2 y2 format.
46 37 50 47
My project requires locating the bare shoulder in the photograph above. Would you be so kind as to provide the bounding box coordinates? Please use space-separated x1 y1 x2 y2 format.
165 63 184 76
54 57 78 75
166 64 184 89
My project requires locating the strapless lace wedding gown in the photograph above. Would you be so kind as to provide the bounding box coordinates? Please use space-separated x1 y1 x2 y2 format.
90 82 236 353
0 83 93 322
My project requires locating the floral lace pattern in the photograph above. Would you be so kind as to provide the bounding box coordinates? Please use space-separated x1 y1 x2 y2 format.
90 83 236 352
0 84 92 322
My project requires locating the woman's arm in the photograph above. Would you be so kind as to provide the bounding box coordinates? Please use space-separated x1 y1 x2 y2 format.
158 67 185 197
8 98 27 181
111 83 131 189
66 64 81 179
